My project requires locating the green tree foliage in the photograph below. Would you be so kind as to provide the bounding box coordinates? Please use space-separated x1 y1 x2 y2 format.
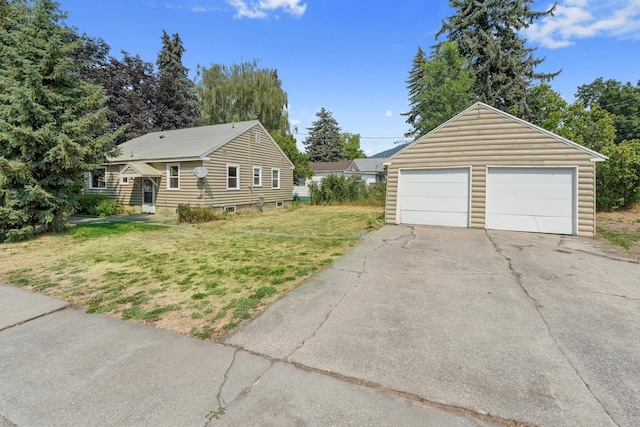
576 78 640 143
74 35 159 144
514 84 567 131
409 42 475 138
303 108 346 162
196 59 289 134
555 103 616 153
0 0 119 242
437 0 559 112
598 140 640 211
155 30 203 131
402 46 428 138
341 132 366 159
271 131 312 183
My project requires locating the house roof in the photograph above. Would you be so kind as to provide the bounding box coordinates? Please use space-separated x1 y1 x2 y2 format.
385 102 608 163
351 158 386 173
109 121 260 163
118 162 163 178
311 161 354 172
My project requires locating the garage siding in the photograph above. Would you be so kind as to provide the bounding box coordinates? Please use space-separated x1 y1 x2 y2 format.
385 104 600 236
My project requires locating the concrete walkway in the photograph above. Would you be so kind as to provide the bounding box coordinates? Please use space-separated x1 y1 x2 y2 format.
2 225 639 426
0 285 498 427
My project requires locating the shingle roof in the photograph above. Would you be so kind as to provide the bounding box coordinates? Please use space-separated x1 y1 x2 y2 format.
351 158 386 173
311 161 354 172
109 121 259 162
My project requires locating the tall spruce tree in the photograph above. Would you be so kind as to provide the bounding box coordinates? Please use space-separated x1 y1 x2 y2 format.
0 0 118 242
303 108 345 162
402 46 428 138
437 0 559 112
155 30 203 130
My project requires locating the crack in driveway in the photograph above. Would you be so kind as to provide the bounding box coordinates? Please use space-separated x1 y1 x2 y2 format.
485 231 621 427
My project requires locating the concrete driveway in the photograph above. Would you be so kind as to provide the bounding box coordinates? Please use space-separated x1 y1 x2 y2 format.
226 225 640 427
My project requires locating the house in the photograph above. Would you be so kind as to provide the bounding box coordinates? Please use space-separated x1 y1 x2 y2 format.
309 159 386 185
85 121 295 215
384 102 607 236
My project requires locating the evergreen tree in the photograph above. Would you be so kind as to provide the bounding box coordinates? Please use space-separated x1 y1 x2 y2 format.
341 132 366 159
0 0 119 242
410 41 475 138
155 30 203 130
303 108 345 162
196 60 290 134
402 46 428 138
437 0 559 112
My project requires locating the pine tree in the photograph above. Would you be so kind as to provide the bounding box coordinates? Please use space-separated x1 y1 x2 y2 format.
155 30 203 130
437 0 559 112
0 0 119 242
402 46 427 138
303 108 345 162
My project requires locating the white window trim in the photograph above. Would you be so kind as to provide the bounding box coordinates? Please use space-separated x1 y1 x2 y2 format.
90 167 107 189
271 168 280 189
253 166 262 187
276 201 284 209
166 163 180 190
227 164 240 190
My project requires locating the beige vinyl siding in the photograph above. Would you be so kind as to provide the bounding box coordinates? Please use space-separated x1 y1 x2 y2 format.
386 105 599 236
203 126 293 209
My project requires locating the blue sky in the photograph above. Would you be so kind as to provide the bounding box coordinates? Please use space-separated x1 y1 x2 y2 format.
60 0 640 156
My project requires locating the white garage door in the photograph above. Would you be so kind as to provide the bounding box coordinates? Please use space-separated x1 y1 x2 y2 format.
398 168 470 227
486 168 575 235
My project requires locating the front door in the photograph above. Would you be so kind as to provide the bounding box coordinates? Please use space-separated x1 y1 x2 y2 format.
142 179 156 214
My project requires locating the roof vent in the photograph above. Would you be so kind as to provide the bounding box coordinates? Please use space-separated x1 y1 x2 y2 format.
159 134 166 139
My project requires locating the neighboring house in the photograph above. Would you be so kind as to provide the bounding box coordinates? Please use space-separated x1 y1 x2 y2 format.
349 158 387 184
384 102 607 236
85 120 295 215
309 159 386 185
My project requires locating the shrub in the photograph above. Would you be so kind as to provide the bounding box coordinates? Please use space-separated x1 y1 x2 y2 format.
310 175 386 206
176 204 218 223
597 139 640 211
77 194 124 216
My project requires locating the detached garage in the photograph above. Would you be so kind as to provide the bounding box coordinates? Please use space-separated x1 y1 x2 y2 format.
385 103 607 236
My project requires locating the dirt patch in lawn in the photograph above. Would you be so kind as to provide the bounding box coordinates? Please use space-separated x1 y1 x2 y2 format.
0 205 384 339
597 203 640 261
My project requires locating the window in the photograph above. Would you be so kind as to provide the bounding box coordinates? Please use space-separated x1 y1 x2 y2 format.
255 132 260 144
276 201 284 209
227 164 239 190
271 168 280 189
223 206 236 214
253 166 262 187
167 164 180 190
119 165 129 185
91 167 106 189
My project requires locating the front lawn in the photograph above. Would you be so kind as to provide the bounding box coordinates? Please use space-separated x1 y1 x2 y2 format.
0 205 384 339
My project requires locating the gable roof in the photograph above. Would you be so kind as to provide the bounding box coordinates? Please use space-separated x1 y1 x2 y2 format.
109 120 260 163
351 158 386 173
311 161 354 172
385 102 608 163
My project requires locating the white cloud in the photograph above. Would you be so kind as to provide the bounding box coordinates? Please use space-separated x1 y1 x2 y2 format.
228 0 306 19
524 0 640 49
385 110 393 117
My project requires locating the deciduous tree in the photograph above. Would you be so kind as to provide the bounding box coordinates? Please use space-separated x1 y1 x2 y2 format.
341 132 366 159
196 59 289 134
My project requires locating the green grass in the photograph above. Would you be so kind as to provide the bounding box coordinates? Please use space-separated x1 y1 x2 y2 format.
598 227 640 250
0 205 383 337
